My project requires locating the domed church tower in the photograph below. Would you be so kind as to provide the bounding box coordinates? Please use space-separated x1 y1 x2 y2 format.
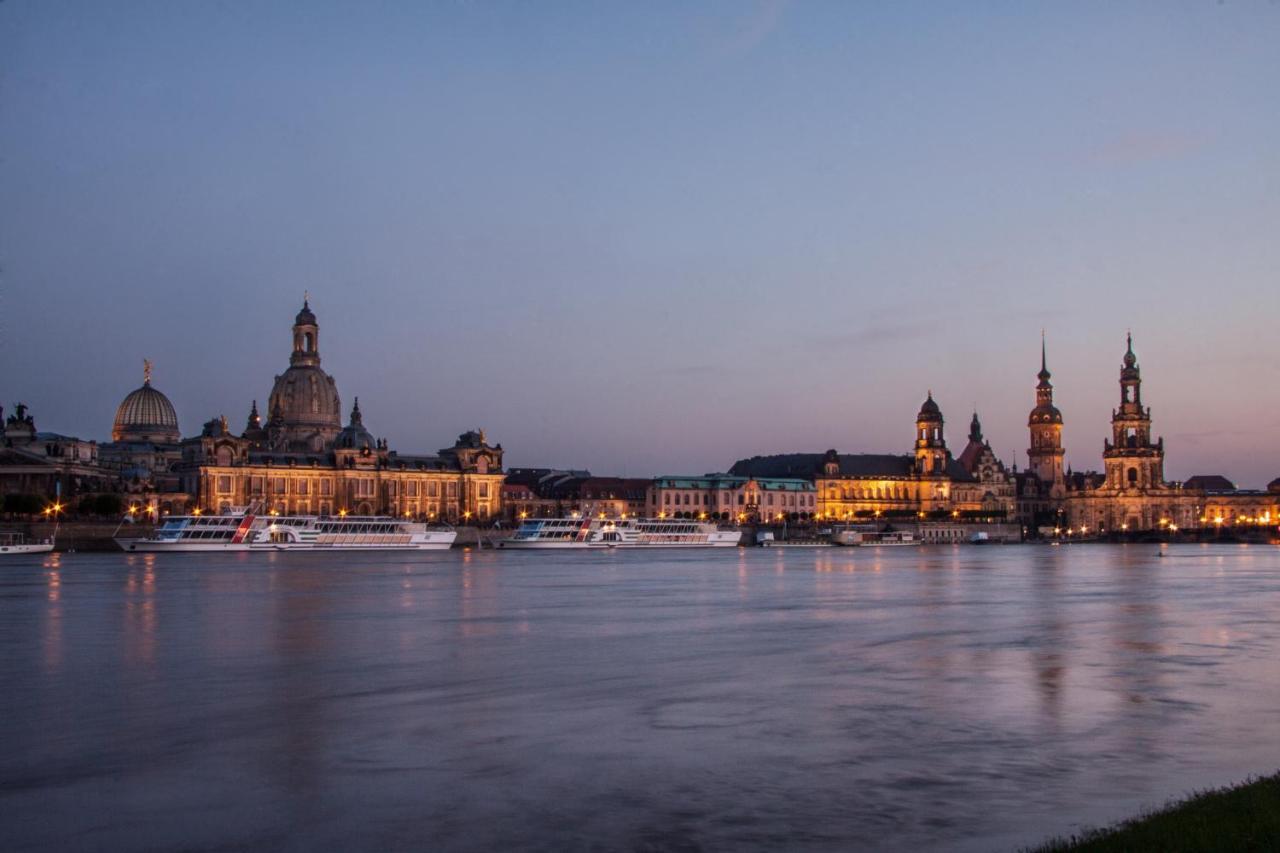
914 392 948 475
1027 335 1066 497
266 297 342 452
1103 333 1164 490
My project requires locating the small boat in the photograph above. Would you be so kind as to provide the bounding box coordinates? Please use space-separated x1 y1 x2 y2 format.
117 513 456 552
499 517 741 549
758 531 833 548
0 532 55 555
834 530 920 547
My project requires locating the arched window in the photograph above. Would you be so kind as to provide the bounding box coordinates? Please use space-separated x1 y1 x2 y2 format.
1127 467 1138 484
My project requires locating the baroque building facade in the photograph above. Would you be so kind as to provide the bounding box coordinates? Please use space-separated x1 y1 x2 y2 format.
177 300 505 521
1043 335 1278 534
729 394 1017 521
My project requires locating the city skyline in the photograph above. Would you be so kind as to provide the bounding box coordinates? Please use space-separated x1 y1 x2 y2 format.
5 295 1276 489
3 3 1278 484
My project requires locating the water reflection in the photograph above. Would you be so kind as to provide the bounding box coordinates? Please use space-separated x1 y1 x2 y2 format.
2 546 1280 852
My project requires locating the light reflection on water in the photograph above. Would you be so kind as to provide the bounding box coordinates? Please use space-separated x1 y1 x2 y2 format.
1 545 1280 851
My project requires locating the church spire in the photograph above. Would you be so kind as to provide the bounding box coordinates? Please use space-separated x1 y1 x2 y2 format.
969 411 982 443
1037 331 1051 385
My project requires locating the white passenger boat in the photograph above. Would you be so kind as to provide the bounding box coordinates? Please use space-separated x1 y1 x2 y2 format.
0 532 54 555
498 517 742 549
116 514 456 552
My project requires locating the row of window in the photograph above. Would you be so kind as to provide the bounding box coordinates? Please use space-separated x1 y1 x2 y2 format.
215 475 485 498
658 491 816 508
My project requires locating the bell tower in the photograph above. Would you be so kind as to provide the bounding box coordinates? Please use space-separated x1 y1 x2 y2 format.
914 392 948 475
1103 333 1164 490
1027 334 1066 497
291 294 320 368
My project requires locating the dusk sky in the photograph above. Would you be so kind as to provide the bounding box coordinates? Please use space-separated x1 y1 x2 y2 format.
2 2 1278 484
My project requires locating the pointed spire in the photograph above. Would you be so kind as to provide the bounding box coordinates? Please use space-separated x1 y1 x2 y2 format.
143 358 153 386
969 410 982 443
303 289 309 309
1123 330 1137 369
246 399 261 430
350 397 363 426
1037 332 1052 384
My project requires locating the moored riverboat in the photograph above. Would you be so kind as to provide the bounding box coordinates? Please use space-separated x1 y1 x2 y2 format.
116 514 456 552
0 531 55 555
499 517 741 549
832 529 919 547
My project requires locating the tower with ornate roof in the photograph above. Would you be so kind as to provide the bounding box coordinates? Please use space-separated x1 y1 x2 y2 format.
1027 335 1065 497
914 392 948 475
265 298 342 452
1102 333 1164 490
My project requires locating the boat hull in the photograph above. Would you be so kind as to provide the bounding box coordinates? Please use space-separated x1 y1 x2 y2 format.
0 543 55 555
116 535 458 553
500 534 742 549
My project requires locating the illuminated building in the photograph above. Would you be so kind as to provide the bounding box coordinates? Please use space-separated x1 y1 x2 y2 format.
179 300 504 520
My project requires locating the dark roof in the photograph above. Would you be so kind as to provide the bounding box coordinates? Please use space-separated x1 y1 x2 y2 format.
1183 475 1237 492
956 439 985 475
729 452 974 482
1270 478 1280 493
1067 470 1106 491
385 453 457 471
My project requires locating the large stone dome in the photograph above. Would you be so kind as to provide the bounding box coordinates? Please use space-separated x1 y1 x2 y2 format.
269 367 341 439
265 299 342 451
113 362 180 443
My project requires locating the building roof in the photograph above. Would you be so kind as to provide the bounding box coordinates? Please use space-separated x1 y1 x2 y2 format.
113 367 180 443
916 392 943 423
1183 474 1237 492
654 474 815 491
729 452 974 482
956 440 986 476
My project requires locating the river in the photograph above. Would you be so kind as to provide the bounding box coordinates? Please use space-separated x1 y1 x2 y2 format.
2 543 1279 851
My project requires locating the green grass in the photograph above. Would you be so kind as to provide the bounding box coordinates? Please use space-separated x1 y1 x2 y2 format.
1025 772 1280 852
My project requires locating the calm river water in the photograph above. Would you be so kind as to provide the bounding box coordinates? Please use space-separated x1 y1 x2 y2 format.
3 544 1280 851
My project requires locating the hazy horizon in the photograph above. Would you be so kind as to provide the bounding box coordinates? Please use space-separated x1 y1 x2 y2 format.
3 3 1278 486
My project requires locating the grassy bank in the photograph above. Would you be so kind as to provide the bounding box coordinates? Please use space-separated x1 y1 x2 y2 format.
1027 772 1280 852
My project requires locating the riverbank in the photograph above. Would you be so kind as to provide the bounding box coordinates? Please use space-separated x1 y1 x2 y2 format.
1027 772 1280 852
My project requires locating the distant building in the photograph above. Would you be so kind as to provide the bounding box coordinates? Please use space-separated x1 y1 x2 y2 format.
1058 335 1278 533
178 300 505 520
730 394 1016 522
648 474 816 522
99 360 189 513
0 403 111 508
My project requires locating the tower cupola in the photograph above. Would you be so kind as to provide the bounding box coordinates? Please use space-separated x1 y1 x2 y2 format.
914 392 948 475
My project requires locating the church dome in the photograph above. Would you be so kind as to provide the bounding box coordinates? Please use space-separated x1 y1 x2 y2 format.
265 299 343 451
113 362 180 443
916 392 943 423
295 299 317 327
268 367 341 438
